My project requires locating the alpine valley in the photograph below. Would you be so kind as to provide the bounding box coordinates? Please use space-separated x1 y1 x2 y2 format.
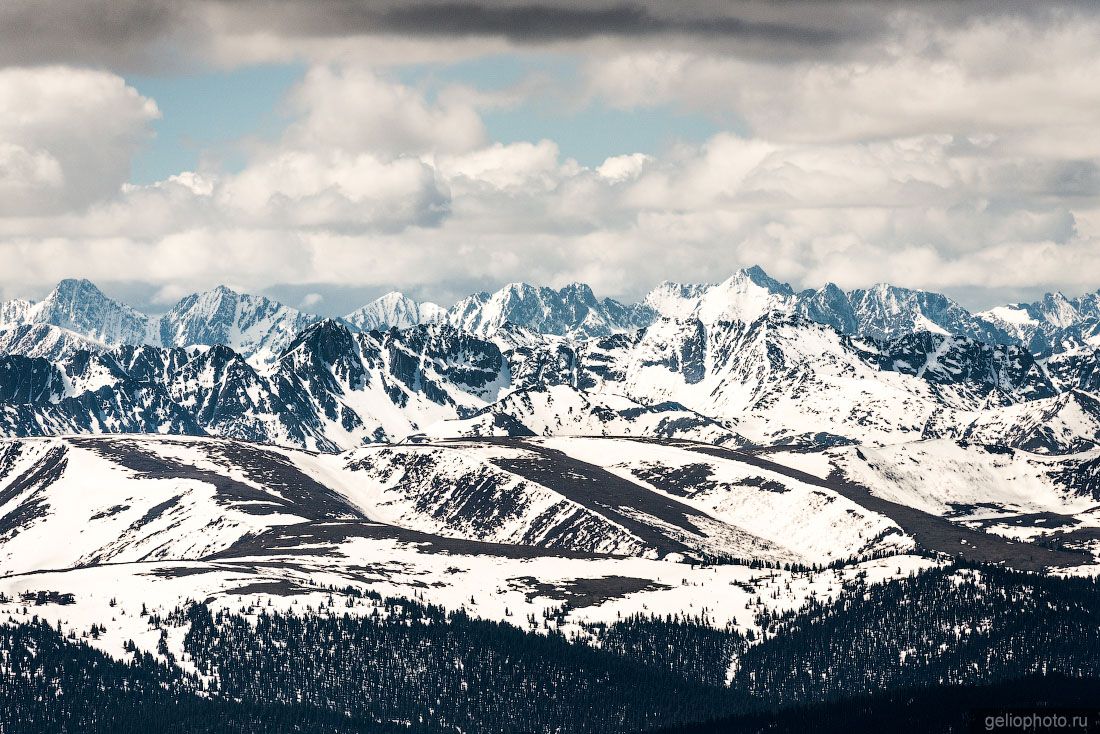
4 267 1100 733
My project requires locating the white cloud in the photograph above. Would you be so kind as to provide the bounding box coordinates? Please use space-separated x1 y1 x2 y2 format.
0 66 158 214
150 283 193 306
217 150 450 231
1 44 1100 310
285 66 486 156
0 142 64 198
596 153 650 182
438 140 567 190
582 14 1100 155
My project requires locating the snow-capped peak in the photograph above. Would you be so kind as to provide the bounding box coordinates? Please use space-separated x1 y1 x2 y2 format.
158 285 320 368
644 267 796 325
26 278 151 346
643 281 714 320
445 281 647 337
344 291 445 332
5 270 1100 372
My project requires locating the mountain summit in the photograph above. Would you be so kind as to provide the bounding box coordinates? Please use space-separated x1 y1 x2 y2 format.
2 268 1099 368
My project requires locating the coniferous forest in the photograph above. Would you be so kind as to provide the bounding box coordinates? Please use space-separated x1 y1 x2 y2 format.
3 565 1100 733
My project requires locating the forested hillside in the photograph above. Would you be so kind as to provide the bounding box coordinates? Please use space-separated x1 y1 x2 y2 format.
4 565 1099 733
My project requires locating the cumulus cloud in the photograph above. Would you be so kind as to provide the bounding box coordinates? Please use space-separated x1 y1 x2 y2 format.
0 67 159 214
596 153 650 182
284 66 486 155
583 15 1100 155
4 116 1097 308
217 150 451 231
1 4 1100 309
438 140 568 190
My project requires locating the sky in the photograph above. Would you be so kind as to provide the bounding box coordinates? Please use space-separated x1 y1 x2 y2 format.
1 1 1099 316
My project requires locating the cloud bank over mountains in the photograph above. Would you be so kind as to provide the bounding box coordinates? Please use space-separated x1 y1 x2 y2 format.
0 1 1098 309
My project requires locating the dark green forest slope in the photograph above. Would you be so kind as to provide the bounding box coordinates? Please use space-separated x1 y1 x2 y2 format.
3 565 1100 733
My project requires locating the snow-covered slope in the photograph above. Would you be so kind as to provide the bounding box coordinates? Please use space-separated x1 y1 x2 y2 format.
423 384 744 444
0 323 102 361
772 438 1100 549
645 266 795 325
3 433 1085 615
823 439 1100 520
0 435 365 575
642 282 712 320
0 432 1093 674
0 434 907 570
962 390 1100 455
335 441 658 557
545 437 909 562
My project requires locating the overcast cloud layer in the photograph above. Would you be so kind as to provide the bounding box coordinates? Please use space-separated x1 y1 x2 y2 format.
0 0 1098 310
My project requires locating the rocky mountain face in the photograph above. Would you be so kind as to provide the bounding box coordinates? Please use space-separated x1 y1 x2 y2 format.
445 282 654 337
0 323 101 361
157 285 322 366
1 306 1097 455
1 269 1100 456
979 290 1100 355
962 390 1100 455
644 266 795 324
1047 348 1100 393
641 267 1015 345
845 284 1014 344
480 310 1095 454
875 332 1057 407
0 281 320 367
639 267 1100 355
422 384 744 445
0 298 31 325
0 321 512 451
15 279 154 346
373 272 1100 355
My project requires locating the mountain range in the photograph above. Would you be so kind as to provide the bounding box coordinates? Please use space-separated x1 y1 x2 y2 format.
0 307 1096 457
3 267 1099 368
1 268 1098 456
